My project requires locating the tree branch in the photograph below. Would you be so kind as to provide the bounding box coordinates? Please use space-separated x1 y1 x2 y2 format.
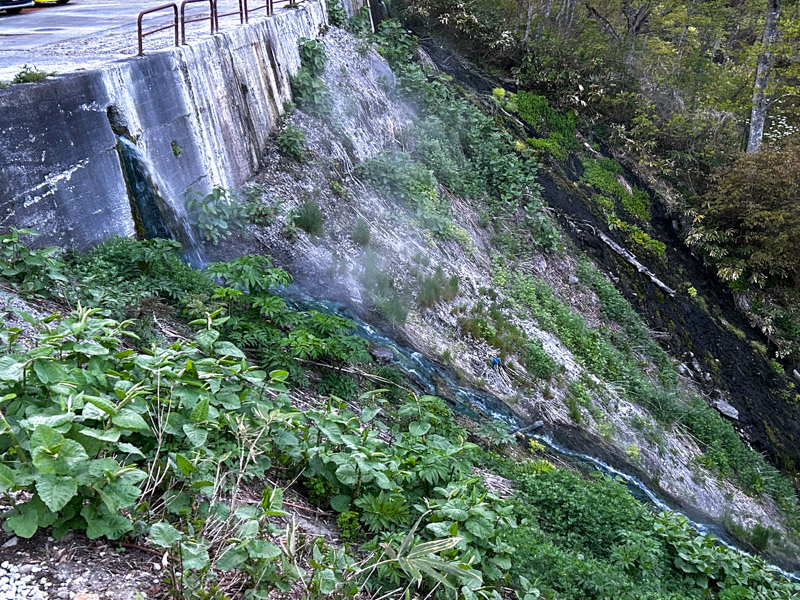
585 3 621 41
767 92 800 108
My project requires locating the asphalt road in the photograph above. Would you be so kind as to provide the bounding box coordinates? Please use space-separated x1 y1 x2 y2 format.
0 0 265 78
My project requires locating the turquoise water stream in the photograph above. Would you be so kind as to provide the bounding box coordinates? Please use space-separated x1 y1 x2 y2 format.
283 287 800 582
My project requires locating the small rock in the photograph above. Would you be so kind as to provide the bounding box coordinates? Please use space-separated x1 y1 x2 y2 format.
712 398 739 420
369 345 394 365
567 275 579 285
1 538 17 549
793 369 800 384
56 590 70 600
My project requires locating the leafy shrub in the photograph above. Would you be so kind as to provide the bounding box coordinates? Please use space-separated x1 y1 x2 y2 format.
526 136 568 161
291 68 333 117
317 370 359 400
337 510 361 541
326 0 346 27
0 228 67 298
457 300 528 360
356 151 456 237
523 338 557 380
8 65 54 85
276 124 308 161
298 37 328 76
68 237 213 318
361 251 409 324
293 197 324 235
185 186 252 245
351 218 371 246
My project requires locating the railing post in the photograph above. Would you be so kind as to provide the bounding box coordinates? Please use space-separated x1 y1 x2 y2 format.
137 3 180 56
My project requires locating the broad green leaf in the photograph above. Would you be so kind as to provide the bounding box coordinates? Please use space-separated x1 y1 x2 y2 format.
57 439 90 472
112 409 149 431
80 427 121 442
32 359 64 384
330 494 352 512
98 482 141 512
72 342 109 356
247 539 281 559
84 395 118 416
213 341 245 358
182 424 208 448
426 521 455 538
30 425 64 453
0 465 14 492
360 406 380 423
189 397 209 423
335 464 359 487
195 329 219 352
0 357 24 382
464 515 493 538
35 473 77 512
235 506 261 520
7 506 38 538
315 569 337 594
150 522 183 548
175 454 197 475
409 421 431 436
180 541 210 570
216 545 247 571
117 442 146 458
236 520 259 540
82 505 133 540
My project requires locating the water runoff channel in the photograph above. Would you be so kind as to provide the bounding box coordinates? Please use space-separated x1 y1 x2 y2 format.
282 288 800 583
116 136 799 582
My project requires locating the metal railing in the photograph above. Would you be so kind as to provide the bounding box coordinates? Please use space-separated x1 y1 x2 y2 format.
138 3 179 56
215 0 245 27
180 0 216 45
137 0 305 55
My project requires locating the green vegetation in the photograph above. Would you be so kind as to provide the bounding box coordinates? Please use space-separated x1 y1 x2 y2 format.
494 89 579 161
292 196 324 235
372 20 560 252
185 186 259 245
351 217 371 246
0 228 67 298
0 65 55 88
326 0 346 27
0 225 797 599
291 38 332 117
276 124 308 161
417 266 459 308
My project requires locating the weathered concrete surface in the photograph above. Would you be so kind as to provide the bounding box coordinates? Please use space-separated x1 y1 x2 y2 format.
0 0 365 250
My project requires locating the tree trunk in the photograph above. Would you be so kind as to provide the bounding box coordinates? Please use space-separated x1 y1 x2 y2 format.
747 0 781 153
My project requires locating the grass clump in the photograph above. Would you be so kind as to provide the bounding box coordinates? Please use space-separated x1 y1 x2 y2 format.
293 196 324 235
351 217 371 246
417 266 459 308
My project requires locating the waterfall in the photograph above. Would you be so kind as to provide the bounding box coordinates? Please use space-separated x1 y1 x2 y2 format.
116 136 205 268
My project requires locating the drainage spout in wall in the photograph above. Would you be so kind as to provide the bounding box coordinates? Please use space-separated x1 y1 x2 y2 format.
114 135 206 268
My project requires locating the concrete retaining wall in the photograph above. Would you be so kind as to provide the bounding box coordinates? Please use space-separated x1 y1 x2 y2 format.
0 0 363 250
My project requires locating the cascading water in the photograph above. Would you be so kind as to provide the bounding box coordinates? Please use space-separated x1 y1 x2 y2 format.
116 136 206 268
282 287 800 582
